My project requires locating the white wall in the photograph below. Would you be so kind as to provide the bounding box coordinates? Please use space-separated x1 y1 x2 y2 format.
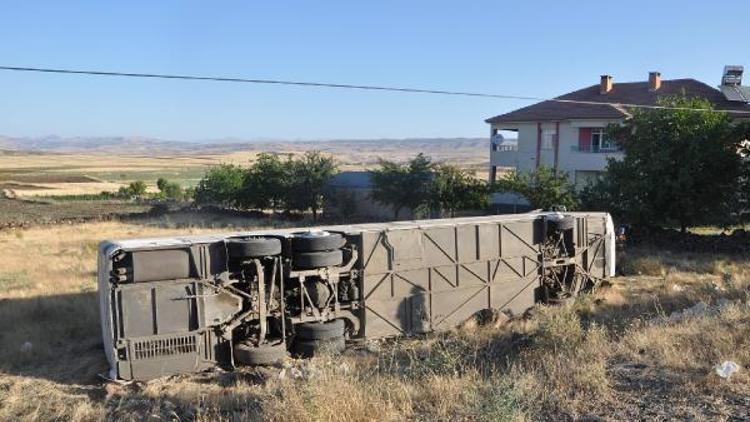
558 120 624 175
490 119 624 181
489 123 537 172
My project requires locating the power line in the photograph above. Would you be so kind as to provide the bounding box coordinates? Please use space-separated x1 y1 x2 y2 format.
1 65 749 115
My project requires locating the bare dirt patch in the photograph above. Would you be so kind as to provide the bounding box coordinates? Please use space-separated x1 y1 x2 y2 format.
0 198 151 229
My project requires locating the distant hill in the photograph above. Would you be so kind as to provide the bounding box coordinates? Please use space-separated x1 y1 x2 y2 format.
0 135 489 157
0 135 199 154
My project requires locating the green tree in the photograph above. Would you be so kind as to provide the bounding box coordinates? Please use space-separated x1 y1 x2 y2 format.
194 164 245 207
371 153 434 219
494 166 577 211
735 122 750 223
430 164 488 217
156 177 184 201
156 177 168 192
583 95 744 232
118 180 148 199
284 151 338 221
242 153 289 211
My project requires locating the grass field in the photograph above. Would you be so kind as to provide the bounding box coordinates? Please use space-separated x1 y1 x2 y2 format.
0 153 243 196
0 141 490 198
0 217 748 421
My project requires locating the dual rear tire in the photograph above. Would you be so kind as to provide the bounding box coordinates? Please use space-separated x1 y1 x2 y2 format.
291 231 346 269
226 237 282 259
292 319 346 357
233 320 348 364
291 232 346 252
234 340 287 365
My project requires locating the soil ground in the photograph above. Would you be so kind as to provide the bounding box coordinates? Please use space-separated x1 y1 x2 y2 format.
0 198 151 229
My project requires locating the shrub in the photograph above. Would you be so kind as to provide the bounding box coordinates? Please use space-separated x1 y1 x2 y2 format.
371 153 434 219
242 153 289 211
117 180 147 199
493 166 577 210
284 151 338 221
194 164 245 207
156 178 185 201
430 164 489 217
582 95 745 232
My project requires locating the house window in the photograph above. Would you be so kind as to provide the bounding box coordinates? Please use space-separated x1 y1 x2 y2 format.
541 129 556 150
591 129 615 151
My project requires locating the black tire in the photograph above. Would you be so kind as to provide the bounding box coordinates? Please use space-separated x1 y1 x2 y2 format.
549 216 575 231
226 237 282 258
292 337 346 358
293 249 343 269
291 231 346 252
233 341 288 365
295 319 345 340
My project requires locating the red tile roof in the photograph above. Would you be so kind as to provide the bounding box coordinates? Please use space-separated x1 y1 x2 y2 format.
486 78 750 124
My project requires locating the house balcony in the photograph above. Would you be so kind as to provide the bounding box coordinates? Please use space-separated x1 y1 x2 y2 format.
567 145 624 172
490 144 519 168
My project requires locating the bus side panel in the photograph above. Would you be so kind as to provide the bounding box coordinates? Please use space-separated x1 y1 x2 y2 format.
359 217 545 339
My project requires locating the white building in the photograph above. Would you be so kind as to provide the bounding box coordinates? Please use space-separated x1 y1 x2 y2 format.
486 69 750 189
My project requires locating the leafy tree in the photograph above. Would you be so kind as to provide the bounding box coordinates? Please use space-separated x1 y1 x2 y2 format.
194 164 245 207
430 164 488 217
156 177 184 201
242 153 289 211
284 151 338 221
735 122 750 223
164 183 184 200
371 153 434 219
118 180 148 199
493 166 577 211
583 96 744 232
156 177 169 192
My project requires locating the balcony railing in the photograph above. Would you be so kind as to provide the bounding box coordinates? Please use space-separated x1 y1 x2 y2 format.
490 145 518 168
571 145 622 153
493 144 518 152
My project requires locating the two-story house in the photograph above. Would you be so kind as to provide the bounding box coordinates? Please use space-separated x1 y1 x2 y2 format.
486 68 750 189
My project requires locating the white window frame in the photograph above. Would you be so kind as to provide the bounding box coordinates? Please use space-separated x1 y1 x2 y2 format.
591 128 616 151
541 129 556 150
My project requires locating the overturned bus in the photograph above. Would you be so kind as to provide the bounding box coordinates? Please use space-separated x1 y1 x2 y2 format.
97 212 615 381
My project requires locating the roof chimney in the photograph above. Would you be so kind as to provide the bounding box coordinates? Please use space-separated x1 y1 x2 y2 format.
648 71 662 91
600 75 613 94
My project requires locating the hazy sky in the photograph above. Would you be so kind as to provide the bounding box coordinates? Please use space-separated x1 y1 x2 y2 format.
1 1 748 141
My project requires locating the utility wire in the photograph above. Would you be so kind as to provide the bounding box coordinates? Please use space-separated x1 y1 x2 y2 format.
2 65 749 115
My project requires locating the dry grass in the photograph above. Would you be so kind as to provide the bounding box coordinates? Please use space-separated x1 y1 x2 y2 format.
0 144 489 197
0 220 749 420
8 182 131 197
